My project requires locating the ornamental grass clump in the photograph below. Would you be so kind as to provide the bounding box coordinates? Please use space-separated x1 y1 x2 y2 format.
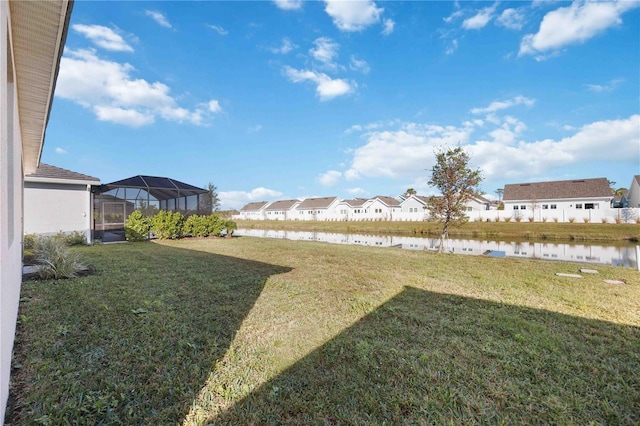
33 235 86 279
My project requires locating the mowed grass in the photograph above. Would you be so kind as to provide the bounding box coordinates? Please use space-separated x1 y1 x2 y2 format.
237 219 640 243
9 237 640 425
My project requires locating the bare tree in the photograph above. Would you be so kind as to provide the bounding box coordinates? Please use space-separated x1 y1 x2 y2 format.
426 146 483 252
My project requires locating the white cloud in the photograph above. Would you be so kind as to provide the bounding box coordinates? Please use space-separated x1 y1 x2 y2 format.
349 55 370 74
319 170 342 186
207 24 228 36
345 123 474 179
382 19 395 35
56 48 217 127
72 24 133 52
496 8 525 30
283 66 355 101
471 96 535 115
519 1 639 58
55 147 67 155
586 78 623 93
220 187 284 210
340 114 640 185
273 0 303 11
445 39 459 55
324 0 383 32
248 124 262 133
444 8 464 24
470 115 640 179
310 37 340 70
347 187 367 195
207 100 223 113
145 10 172 29
270 38 297 54
462 4 497 30
94 105 155 127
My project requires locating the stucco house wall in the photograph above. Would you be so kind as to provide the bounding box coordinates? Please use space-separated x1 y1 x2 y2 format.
24 164 100 242
1 1 73 420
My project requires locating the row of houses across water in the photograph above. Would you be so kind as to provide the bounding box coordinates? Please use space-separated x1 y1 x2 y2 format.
236 176 640 223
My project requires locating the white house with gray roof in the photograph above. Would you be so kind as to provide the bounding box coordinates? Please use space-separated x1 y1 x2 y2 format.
503 178 613 222
264 199 300 220
24 164 100 242
628 175 640 208
294 196 340 221
238 201 270 220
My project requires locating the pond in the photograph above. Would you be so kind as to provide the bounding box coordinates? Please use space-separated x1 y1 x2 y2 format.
235 228 639 269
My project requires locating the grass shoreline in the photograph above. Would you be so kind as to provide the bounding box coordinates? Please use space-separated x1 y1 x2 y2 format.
237 219 640 243
8 238 640 424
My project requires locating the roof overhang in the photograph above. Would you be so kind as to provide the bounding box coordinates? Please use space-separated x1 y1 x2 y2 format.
25 176 100 186
9 0 74 174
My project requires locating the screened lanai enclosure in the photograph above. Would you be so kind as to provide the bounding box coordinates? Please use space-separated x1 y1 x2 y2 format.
93 176 209 242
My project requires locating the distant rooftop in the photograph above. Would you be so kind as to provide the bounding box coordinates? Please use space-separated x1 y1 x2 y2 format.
25 163 100 183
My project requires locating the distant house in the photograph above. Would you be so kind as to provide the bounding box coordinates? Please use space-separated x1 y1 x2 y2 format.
24 164 100 242
363 196 402 220
465 195 493 211
264 199 300 220
503 178 612 219
295 196 340 221
336 198 368 220
400 195 429 220
628 175 640 208
239 201 270 220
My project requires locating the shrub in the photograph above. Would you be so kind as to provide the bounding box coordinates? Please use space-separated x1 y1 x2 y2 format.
184 214 225 237
601 218 608 224
515 217 522 223
568 217 576 223
224 219 237 237
24 233 36 250
62 230 87 246
528 217 534 222
504 217 511 222
615 217 622 224
553 218 559 223
151 211 185 239
125 210 151 241
542 217 548 223
583 217 590 224
33 235 85 279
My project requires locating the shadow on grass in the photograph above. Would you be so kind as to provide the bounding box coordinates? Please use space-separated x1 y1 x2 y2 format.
8 242 291 424
211 286 640 425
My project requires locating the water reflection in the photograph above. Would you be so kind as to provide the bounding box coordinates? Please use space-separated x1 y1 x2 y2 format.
235 228 638 269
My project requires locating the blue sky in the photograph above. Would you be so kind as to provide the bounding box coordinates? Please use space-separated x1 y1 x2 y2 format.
44 0 640 209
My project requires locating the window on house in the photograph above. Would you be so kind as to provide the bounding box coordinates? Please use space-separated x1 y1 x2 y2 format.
542 205 548 209
520 205 526 210
585 203 596 209
466 207 472 211
550 204 557 209
514 206 519 210
576 204 583 209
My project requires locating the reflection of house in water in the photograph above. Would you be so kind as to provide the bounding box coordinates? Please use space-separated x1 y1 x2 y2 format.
93 176 208 242
234 229 638 269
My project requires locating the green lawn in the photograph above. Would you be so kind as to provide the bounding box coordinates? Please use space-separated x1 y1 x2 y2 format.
236 219 640 243
9 237 640 425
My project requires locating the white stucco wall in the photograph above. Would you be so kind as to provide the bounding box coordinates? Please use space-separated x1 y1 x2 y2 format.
1 3 23 418
24 181 93 241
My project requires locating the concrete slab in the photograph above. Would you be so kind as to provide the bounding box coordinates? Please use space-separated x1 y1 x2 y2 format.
556 273 583 278
579 268 599 274
603 279 625 285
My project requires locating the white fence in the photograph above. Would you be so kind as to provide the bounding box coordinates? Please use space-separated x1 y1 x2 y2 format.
235 207 640 224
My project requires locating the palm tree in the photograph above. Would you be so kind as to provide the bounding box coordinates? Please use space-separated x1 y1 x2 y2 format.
404 188 417 198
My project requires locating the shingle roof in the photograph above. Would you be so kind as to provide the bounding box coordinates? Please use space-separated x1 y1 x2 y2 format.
240 201 270 212
503 178 611 201
25 163 100 182
373 196 401 207
341 198 368 207
297 196 338 209
265 199 299 211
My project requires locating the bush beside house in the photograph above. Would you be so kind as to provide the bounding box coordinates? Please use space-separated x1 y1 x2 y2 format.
125 210 236 241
